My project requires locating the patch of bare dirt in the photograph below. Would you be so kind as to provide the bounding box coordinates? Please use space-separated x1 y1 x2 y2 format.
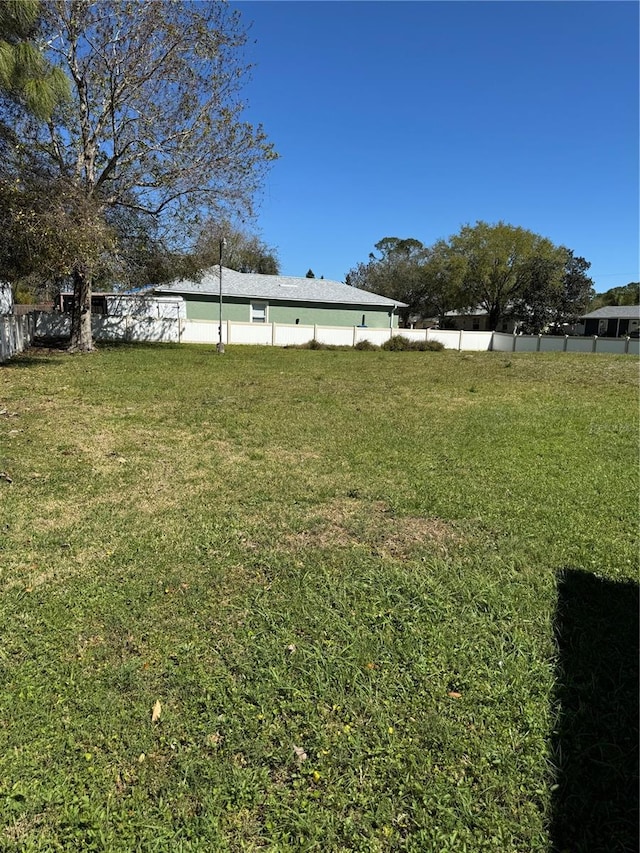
284 497 462 559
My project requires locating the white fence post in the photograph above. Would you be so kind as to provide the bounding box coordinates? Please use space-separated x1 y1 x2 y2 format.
0 317 7 361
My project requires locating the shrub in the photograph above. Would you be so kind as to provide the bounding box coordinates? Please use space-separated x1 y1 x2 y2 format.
381 336 444 352
382 335 413 351
354 339 380 351
411 339 444 352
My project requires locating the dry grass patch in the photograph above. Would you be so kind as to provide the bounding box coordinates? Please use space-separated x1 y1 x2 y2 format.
284 497 463 559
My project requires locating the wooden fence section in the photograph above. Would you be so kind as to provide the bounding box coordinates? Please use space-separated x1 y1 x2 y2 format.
0 314 35 363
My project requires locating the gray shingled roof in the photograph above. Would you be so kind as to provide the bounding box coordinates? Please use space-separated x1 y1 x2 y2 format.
156 267 407 309
581 305 640 320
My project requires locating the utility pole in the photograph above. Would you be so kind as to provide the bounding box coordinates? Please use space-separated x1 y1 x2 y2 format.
217 238 226 354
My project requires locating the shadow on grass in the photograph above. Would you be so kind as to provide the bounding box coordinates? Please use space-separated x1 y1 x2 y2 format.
552 569 638 852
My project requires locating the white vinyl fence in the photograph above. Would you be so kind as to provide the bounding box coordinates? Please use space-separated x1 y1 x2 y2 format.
35 312 181 343
33 311 640 356
0 313 35 362
491 331 639 356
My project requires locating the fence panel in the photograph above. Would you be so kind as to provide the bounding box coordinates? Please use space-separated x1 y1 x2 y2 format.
181 320 222 344
539 336 566 352
0 314 35 362
35 312 71 338
393 329 427 343
595 338 628 355
0 317 10 361
566 337 595 353
274 324 315 346
228 322 271 345
514 336 540 352
460 331 492 351
355 328 394 346
426 330 461 349
491 332 515 352
315 326 355 346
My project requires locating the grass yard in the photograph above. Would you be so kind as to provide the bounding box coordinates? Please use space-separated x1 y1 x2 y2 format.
0 344 637 852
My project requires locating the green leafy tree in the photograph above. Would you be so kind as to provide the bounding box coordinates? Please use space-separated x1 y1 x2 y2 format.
2 1 276 350
553 251 595 329
417 239 468 325
347 224 593 331
450 221 564 329
0 0 68 120
346 237 429 321
590 282 640 310
195 219 279 275
513 249 594 333
512 254 565 333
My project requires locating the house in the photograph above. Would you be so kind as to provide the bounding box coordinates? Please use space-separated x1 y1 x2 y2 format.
154 267 406 329
441 308 516 333
58 291 185 319
579 305 640 338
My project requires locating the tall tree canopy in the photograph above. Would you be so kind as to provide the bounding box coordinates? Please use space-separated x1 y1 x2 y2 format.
1 0 276 350
346 237 430 320
449 221 564 329
347 222 593 331
589 282 640 310
195 219 279 275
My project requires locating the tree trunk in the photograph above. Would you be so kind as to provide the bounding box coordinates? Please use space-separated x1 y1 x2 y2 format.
69 267 93 351
488 304 502 331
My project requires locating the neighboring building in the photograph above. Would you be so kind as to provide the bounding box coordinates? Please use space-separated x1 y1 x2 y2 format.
155 267 406 329
442 308 516 334
579 305 640 338
58 291 185 319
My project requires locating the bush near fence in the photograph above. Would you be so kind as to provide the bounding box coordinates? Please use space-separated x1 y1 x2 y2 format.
31 312 640 357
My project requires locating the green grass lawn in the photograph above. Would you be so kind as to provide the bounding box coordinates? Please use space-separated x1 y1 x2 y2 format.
1 344 637 852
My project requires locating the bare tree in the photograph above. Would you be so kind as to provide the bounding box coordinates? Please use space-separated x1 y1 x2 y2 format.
7 0 276 350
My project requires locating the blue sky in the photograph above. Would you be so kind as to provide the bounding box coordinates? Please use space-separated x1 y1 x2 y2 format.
233 1 639 292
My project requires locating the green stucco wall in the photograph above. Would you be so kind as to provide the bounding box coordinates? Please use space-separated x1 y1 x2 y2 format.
183 295 398 328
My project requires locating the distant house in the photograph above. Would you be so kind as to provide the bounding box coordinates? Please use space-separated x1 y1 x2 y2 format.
155 267 406 329
58 291 185 319
579 305 640 338
441 308 516 334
